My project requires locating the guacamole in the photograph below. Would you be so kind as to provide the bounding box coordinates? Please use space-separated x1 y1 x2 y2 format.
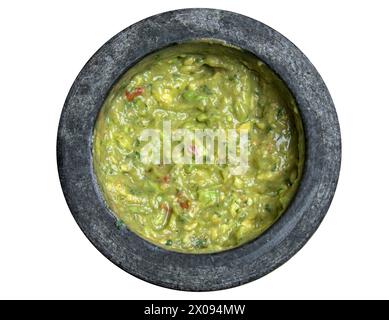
93 41 304 253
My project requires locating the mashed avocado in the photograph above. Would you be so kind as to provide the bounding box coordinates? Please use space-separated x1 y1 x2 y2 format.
93 41 304 253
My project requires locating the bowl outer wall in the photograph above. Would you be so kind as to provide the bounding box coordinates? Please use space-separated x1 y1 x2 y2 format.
57 8 341 291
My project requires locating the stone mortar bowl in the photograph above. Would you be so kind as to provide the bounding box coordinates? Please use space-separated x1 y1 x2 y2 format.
57 8 341 291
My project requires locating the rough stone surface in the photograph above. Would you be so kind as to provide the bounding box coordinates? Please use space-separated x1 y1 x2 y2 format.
57 8 341 291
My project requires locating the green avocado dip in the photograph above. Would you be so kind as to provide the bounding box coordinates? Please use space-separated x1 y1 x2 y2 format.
93 41 304 253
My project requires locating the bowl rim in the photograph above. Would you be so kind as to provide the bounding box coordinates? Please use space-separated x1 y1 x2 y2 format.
57 8 341 291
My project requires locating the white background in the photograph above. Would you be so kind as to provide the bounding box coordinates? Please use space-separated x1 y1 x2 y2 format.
0 0 388 300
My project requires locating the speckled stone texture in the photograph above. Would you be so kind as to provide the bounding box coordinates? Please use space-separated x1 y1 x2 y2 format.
57 8 341 291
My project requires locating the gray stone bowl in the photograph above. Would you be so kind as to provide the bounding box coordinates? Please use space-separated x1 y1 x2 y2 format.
57 8 341 291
